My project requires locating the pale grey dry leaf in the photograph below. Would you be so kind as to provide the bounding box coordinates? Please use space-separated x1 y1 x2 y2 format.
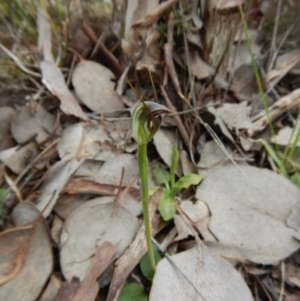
39 275 61 301
60 197 139 282
196 164 300 264
173 214 194 241
175 200 215 242
0 202 52 301
271 121 300 147
11 104 56 144
0 107 16 151
72 60 124 113
153 128 182 176
229 41 261 74
37 7 87 120
57 123 100 160
267 49 300 85
180 149 197 175
287 202 300 233
150 245 253 301
190 52 213 80
197 140 231 169
209 102 263 137
0 142 38 174
72 242 119 301
96 153 139 187
35 159 84 217
51 214 64 245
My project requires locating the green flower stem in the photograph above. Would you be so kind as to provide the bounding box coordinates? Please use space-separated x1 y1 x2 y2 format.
138 143 156 272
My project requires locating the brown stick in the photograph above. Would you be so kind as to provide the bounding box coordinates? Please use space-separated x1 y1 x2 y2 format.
81 23 123 77
161 85 196 154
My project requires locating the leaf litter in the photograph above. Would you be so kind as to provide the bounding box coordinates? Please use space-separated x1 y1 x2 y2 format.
1 1 300 300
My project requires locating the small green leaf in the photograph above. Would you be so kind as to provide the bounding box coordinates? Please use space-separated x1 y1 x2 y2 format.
0 188 7 215
118 283 148 301
173 174 202 193
140 243 162 280
290 172 300 188
158 188 176 221
259 139 289 178
153 167 170 186
170 146 179 189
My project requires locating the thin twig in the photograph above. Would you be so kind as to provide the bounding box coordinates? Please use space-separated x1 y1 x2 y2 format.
161 85 196 154
164 12 184 99
268 0 283 72
81 22 123 77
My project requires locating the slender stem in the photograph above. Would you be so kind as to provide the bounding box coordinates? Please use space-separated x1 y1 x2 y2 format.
138 143 156 272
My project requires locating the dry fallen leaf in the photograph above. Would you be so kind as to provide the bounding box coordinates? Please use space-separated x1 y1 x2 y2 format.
271 121 300 147
153 128 182 176
150 245 253 301
208 102 262 137
197 140 231 170
11 104 56 144
37 7 87 120
122 0 160 72
60 196 140 282
72 60 124 113
57 123 100 160
196 164 300 264
106 189 161 301
35 159 84 217
0 142 38 174
96 153 139 187
0 202 52 301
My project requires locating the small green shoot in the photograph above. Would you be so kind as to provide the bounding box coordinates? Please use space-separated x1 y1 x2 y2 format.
140 243 162 281
118 283 148 301
155 147 202 221
0 189 7 215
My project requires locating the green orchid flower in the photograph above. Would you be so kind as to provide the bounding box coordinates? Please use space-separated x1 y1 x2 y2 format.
132 101 172 272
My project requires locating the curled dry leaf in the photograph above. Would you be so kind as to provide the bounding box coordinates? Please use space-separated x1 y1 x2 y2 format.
196 164 300 264
150 245 253 301
72 60 124 114
0 106 16 151
11 104 56 144
0 142 38 174
60 197 140 282
35 159 84 217
37 7 87 120
0 202 52 301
